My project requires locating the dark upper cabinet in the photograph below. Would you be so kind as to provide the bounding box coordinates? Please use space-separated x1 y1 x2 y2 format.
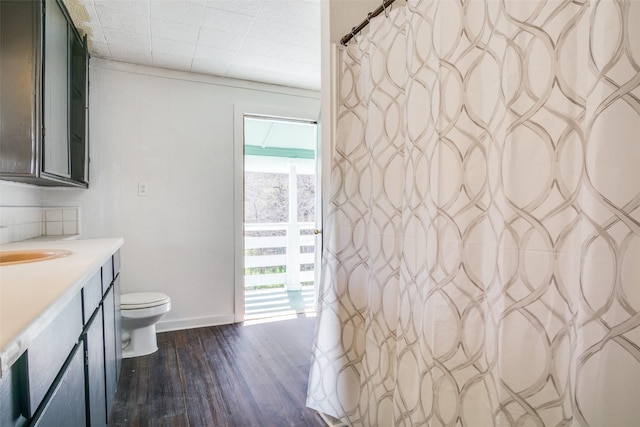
0 0 88 187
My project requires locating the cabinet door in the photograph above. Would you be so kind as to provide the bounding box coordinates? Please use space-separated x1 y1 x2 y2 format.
0 354 28 427
82 271 102 325
83 306 107 427
101 258 114 296
26 293 82 417
70 33 88 184
103 284 118 421
42 0 71 178
113 250 122 376
114 276 123 378
31 344 86 427
0 0 38 176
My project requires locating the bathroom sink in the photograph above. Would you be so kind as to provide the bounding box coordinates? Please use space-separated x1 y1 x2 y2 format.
0 249 72 266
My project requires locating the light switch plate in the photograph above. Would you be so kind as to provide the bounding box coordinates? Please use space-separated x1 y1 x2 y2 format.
138 183 149 196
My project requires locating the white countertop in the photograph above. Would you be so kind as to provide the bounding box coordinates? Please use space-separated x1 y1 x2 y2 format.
0 238 124 377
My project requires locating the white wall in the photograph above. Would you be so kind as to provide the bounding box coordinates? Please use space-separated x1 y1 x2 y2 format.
0 181 44 206
328 0 379 43
42 59 320 330
0 182 45 244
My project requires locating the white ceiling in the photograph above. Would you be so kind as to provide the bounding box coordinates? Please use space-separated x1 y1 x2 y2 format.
62 0 321 90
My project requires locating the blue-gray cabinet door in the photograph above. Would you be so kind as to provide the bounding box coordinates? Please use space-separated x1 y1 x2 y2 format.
31 344 86 427
103 284 118 421
84 305 107 427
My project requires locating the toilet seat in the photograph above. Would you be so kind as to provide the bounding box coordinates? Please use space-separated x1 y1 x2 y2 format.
121 292 171 310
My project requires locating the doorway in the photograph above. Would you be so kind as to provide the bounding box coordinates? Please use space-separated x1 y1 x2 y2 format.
242 115 319 321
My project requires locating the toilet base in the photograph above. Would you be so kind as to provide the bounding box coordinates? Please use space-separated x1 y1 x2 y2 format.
122 324 159 358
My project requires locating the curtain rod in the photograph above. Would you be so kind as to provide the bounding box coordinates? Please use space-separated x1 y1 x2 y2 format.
340 0 397 46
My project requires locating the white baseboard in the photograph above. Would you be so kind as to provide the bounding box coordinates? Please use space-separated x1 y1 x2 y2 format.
156 314 235 333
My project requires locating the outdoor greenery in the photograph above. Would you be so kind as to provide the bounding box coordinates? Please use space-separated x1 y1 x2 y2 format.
243 171 316 289
244 172 315 223
244 265 286 276
297 174 316 222
244 172 288 223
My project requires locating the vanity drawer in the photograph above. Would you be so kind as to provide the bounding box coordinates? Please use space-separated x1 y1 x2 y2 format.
82 270 102 324
113 249 121 277
101 257 114 296
26 293 82 417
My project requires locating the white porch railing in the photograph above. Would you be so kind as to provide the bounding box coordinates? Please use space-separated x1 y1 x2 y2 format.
244 222 315 290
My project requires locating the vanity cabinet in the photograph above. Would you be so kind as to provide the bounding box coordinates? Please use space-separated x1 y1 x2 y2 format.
0 0 88 187
0 250 122 426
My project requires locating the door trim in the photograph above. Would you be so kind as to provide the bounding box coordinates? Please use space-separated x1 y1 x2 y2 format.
233 102 320 323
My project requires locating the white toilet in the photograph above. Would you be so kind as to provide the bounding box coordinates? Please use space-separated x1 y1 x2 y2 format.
120 292 171 358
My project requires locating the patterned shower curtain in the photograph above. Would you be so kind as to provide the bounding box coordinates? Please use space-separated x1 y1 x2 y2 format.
307 0 640 426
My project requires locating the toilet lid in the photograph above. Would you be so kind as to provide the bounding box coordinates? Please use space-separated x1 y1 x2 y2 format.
121 292 170 309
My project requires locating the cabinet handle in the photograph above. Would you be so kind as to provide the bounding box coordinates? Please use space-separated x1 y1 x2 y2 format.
313 229 322 235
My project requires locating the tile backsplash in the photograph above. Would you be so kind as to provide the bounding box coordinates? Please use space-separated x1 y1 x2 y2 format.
45 208 79 236
0 206 80 244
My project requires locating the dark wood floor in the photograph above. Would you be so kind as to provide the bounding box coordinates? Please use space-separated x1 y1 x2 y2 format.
110 315 326 427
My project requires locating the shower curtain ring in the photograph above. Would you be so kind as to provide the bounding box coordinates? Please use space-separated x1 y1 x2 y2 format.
351 26 358 43
367 12 373 23
382 0 390 18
